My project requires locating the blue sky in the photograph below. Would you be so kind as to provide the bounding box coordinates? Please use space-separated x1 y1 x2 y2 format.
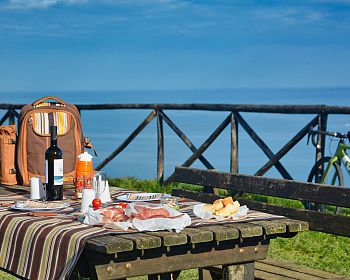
0 0 350 91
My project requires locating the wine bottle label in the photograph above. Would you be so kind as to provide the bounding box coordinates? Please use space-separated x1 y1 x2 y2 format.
45 159 64 185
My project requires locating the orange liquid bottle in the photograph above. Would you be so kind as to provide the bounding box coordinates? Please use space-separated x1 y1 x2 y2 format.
75 151 93 199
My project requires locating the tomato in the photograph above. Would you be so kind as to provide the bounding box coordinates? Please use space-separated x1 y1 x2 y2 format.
92 198 102 210
117 202 128 209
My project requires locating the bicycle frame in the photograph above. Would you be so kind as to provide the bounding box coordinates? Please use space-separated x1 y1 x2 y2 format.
322 141 350 184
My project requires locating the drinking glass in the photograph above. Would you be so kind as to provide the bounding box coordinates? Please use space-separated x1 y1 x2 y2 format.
93 171 107 199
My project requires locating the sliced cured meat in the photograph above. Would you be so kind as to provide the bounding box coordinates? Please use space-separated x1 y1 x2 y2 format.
102 206 126 222
134 205 170 220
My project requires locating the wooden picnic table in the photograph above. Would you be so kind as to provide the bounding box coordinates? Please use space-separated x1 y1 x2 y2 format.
0 185 308 280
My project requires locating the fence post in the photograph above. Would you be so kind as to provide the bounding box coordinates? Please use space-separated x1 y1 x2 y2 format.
315 112 328 183
230 112 238 174
157 110 164 185
9 109 15 125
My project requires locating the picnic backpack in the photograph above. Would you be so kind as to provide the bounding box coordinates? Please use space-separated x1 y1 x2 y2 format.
16 96 86 186
0 125 17 185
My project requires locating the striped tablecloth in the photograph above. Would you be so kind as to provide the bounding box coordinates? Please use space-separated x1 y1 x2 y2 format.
0 211 108 280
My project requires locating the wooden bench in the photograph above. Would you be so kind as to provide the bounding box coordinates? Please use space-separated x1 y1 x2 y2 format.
171 167 350 280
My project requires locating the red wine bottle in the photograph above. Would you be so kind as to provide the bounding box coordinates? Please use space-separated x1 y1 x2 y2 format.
45 126 63 200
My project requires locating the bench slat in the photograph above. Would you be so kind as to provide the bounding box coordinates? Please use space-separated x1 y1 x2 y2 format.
255 269 295 280
256 262 325 280
258 259 350 280
174 167 350 208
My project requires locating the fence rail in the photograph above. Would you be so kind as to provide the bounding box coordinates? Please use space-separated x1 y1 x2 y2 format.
1 103 350 185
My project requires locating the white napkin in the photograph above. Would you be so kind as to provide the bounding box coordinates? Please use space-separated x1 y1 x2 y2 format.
193 204 249 221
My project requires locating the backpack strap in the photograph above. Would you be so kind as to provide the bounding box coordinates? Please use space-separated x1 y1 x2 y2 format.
32 96 65 106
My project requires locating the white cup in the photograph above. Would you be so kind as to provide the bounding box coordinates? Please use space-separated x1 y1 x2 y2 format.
81 188 96 213
30 177 44 200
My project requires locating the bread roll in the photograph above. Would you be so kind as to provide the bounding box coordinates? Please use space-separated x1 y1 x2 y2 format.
215 201 240 217
222 196 234 206
232 200 240 209
215 205 232 217
203 204 216 214
213 199 224 210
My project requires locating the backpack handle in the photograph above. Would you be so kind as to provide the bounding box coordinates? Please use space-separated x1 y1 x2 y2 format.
33 96 65 106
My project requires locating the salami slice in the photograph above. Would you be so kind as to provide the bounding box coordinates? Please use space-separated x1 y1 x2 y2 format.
134 205 170 219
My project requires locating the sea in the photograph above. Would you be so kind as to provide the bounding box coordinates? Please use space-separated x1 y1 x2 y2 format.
1 88 350 185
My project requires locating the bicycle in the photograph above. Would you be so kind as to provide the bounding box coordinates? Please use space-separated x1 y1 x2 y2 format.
305 128 350 214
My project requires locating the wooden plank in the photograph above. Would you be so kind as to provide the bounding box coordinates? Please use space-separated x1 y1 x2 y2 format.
2 103 350 114
180 227 213 243
120 233 162 250
230 112 238 174
90 242 269 279
255 261 322 280
96 110 157 170
239 199 348 237
145 231 188 247
255 115 318 176
86 235 134 254
249 220 286 235
157 110 164 184
203 260 348 280
8 109 16 125
316 113 328 165
258 259 349 280
235 112 292 180
173 167 350 208
159 110 214 169
225 222 263 238
201 225 240 242
273 218 308 233
255 269 295 280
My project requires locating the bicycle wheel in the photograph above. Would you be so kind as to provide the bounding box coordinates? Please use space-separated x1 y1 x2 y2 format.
305 156 344 213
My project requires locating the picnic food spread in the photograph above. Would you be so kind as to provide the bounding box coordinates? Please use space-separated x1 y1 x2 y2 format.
203 196 240 217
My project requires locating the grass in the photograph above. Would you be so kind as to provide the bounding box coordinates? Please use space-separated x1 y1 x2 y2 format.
268 231 350 276
1 177 349 279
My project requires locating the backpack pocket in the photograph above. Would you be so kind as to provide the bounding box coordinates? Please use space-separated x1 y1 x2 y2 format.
32 111 71 136
0 125 17 185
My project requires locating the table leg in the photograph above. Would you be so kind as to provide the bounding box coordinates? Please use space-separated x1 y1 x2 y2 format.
222 262 254 280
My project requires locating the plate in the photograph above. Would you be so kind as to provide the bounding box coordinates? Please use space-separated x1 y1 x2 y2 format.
116 193 168 202
10 201 69 212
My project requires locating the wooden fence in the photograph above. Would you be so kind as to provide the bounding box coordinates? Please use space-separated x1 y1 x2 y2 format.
1 103 350 185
